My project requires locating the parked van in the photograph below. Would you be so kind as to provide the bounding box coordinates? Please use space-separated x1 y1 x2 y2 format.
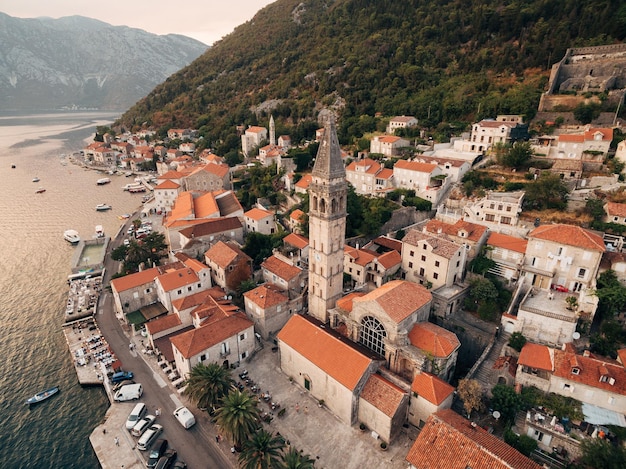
137 425 163 451
114 383 143 402
173 406 196 429
125 402 147 430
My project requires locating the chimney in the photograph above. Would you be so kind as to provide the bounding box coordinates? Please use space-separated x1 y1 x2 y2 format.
583 350 591 357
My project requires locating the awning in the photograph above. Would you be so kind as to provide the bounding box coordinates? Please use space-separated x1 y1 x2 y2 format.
582 403 626 427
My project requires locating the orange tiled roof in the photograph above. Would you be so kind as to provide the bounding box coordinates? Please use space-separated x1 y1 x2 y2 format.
170 313 253 359
157 268 199 292
359 374 406 418
245 207 274 221
244 284 288 309
345 245 377 267
377 168 394 180
262 255 302 281
377 250 402 269
353 280 432 323
335 292 366 312
406 409 542 469
425 219 487 243
171 287 226 312
289 209 305 223
246 126 266 134
178 217 242 239
617 348 626 367
294 173 312 189
558 134 585 143
283 232 309 249
408 322 460 358
378 135 404 144
146 314 182 335
606 202 626 218
553 349 626 395
487 232 528 254
529 224 605 252
155 179 181 190
518 343 554 371
585 127 613 141
403 229 462 259
394 160 438 173
194 192 220 218
411 371 455 405
346 158 382 174
183 258 209 273
477 120 516 128
277 315 372 391
205 241 249 269
111 267 158 292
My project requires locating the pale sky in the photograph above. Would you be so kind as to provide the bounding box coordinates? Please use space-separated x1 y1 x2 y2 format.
0 0 275 45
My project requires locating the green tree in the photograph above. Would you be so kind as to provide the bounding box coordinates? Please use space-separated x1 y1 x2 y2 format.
573 102 602 124
508 332 527 352
243 232 285 267
491 384 524 423
579 438 626 469
281 446 316 469
502 141 532 169
469 254 496 275
457 379 483 418
470 278 499 304
523 173 569 210
184 362 233 413
238 430 285 469
215 389 260 449
504 429 537 457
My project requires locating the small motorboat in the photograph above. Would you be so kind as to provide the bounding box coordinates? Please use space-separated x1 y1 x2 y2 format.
35 188 46 194
96 177 111 185
118 213 131 220
95 204 112 211
25 386 59 405
95 225 104 238
64 230 81 244
11 164 16 168
32 177 40 182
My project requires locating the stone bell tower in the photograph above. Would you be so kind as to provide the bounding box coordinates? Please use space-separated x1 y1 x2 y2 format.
307 112 347 323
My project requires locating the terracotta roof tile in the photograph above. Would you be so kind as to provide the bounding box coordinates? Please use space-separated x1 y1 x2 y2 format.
371 236 402 253
170 313 253 359
346 158 383 174
146 314 182 335
403 229 463 259
283 233 309 249
553 349 626 395
518 343 554 371
246 126 266 134
345 246 377 267
377 250 402 269
353 280 431 323
558 134 585 143
157 268 199 292
294 173 312 189
406 409 542 469
359 374 406 418
244 284 289 309
411 371 455 405
155 180 181 189
111 267 159 292
408 322 460 358
529 224 605 252
584 127 613 141
487 232 528 254
262 255 302 281
425 219 488 243
606 202 626 218
617 348 626 367
477 120 516 128
205 241 249 269
289 209 305 222
277 315 373 391
377 168 394 179
335 292 366 312
394 159 438 173
244 207 274 221
178 217 242 239
171 287 226 312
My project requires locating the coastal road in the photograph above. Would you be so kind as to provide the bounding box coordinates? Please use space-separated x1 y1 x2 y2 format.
96 217 232 469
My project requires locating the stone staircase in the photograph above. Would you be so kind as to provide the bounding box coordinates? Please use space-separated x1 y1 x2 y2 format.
472 331 511 393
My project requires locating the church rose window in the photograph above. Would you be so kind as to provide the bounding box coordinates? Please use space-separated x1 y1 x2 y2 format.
359 316 386 356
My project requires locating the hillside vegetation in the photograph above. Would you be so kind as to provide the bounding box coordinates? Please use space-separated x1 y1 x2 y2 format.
118 0 626 151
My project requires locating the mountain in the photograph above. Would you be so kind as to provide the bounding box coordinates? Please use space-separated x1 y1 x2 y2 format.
0 13 208 111
118 0 626 151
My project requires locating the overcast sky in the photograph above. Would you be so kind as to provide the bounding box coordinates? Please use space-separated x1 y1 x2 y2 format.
0 0 275 45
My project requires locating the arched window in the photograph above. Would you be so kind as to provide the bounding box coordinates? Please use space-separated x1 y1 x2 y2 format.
331 198 337 214
320 198 326 214
359 316 386 356
312 196 318 211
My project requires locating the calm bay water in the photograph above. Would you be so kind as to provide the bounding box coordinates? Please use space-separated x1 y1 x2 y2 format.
0 112 144 468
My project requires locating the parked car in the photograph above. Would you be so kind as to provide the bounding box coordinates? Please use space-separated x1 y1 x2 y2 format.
172 462 187 469
113 379 136 392
114 383 143 402
137 425 163 451
154 449 177 469
173 406 195 429
110 370 134 384
125 403 147 430
131 414 156 437
145 438 168 466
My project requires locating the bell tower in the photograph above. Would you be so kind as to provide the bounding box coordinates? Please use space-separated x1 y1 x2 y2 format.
307 112 347 323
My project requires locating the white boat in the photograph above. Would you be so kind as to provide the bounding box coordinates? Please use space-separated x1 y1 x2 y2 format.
95 225 104 238
64 230 81 244
95 204 112 211
96 177 111 185
32 177 40 183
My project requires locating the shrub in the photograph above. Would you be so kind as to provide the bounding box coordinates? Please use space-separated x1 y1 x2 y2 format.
508 332 527 352
478 302 498 322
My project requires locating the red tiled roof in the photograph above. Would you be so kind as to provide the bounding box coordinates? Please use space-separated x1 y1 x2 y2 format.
346 158 383 174
425 219 488 243
353 280 432 323
411 372 455 405
335 292 366 312
377 250 402 269
157 268 199 292
283 233 309 249
262 255 302 281
406 409 542 469
371 236 402 253
244 207 274 221
359 374 406 418
244 284 288 309
488 232 528 254
518 343 554 371
178 217 242 239
294 173 312 189
205 241 249 269
246 126 266 134
277 315 372 391
606 202 626 218
558 134 585 143
394 159 438 173
111 267 158 292
403 229 462 259
345 245 377 267
477 120 516 128
408 322 460 358
146 314 182 335
170 313 253 359
289 209 305 222
377 168 394 180
529 224 605 252
155 180 181 189
553 349 626 395
171 287 226 312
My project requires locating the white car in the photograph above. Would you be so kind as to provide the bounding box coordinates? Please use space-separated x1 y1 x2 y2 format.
137 424 163 451
131 414 156 437
173 406 196 429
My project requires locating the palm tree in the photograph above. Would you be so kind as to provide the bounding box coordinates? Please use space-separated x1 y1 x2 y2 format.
215 388 260 449
280 447 316 469
238 429 285 469
183 362 233 412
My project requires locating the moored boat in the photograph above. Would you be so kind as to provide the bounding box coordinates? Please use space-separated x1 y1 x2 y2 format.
64 230 81 244
96 177 111 185
25 386 59 405
32 177 40 182
35 188 46 194
95 225 104 238
95 204 112 211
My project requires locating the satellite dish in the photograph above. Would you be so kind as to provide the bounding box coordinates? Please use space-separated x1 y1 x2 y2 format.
492 411 501 420
573 332 581 340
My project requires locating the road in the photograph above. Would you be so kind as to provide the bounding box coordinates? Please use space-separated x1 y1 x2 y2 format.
97 217 232 469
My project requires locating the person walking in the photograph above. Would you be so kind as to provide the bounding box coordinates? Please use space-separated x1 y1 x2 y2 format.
114 437 119 446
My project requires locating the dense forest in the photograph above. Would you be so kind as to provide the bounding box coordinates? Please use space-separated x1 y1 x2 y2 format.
118 0 626 152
